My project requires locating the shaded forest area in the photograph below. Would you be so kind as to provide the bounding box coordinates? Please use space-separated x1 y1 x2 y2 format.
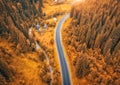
63 0 120 84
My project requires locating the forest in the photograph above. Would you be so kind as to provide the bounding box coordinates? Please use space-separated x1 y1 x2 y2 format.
62 0 120 84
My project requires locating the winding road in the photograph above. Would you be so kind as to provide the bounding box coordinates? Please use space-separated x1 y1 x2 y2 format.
55 14 71 85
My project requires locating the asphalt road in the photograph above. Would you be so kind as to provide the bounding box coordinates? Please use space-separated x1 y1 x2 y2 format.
55 14 71 85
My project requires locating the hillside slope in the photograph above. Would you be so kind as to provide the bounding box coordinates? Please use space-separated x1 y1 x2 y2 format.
62 0 120 84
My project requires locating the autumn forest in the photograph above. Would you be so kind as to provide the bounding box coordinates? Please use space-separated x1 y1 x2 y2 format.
0 0 120 85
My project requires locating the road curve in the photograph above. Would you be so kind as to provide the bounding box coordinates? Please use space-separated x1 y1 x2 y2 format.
55 14 71 85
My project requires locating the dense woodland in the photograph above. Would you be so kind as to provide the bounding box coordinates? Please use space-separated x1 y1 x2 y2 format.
0 0 43 53
63 0 120 84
